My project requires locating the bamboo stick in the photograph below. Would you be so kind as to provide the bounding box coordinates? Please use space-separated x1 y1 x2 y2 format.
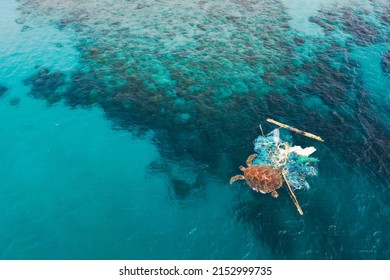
266 118 324 142
282 172 304 216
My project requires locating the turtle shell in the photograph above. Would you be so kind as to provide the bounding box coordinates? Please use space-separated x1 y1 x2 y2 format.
243 165 283 193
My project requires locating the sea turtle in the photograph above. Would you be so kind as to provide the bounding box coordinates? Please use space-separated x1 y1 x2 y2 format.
230 153 283 198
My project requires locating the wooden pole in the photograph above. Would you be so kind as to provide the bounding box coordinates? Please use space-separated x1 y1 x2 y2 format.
266 118 324 142
282 172 304 216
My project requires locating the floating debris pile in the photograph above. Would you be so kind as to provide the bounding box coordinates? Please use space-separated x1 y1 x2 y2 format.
253 128 318 191
231 119 322 215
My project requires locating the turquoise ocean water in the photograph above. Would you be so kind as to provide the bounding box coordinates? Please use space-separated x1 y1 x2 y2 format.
0 0 389 259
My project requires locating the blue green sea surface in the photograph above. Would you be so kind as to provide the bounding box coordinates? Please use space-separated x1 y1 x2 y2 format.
0 0 389 259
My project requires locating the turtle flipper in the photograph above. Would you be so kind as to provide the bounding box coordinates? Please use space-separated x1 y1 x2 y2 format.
230 175 245 184
246 154 258 166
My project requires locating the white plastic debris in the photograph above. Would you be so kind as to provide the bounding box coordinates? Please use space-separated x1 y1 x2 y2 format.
273 129 280 144
289 145 316 157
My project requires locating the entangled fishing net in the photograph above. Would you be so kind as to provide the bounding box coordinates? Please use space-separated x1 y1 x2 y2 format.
252 129 318 190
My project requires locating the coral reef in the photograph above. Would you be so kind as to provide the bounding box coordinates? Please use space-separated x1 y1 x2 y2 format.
19 0 390 182
23 67 66 104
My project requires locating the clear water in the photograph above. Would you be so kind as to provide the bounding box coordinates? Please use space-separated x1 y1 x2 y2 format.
0 0 389 259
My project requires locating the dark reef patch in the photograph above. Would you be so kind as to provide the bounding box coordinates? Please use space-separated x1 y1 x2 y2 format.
293 36 305 46
0 84 8 98
55 18 73 30
309 16 336 33
380 8 390 24
21 25 32 32
54 42 63 48
64 70 107 108
23 67 66 105
9 97 21 106
381 51 390 76
341 9 378 46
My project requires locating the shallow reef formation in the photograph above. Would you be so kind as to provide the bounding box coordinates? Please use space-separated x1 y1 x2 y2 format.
301 4 390 179
19 0 390 184
19 0 297 172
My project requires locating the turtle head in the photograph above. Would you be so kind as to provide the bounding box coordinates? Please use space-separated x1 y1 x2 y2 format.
239 165 246 171
271 191 279 198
